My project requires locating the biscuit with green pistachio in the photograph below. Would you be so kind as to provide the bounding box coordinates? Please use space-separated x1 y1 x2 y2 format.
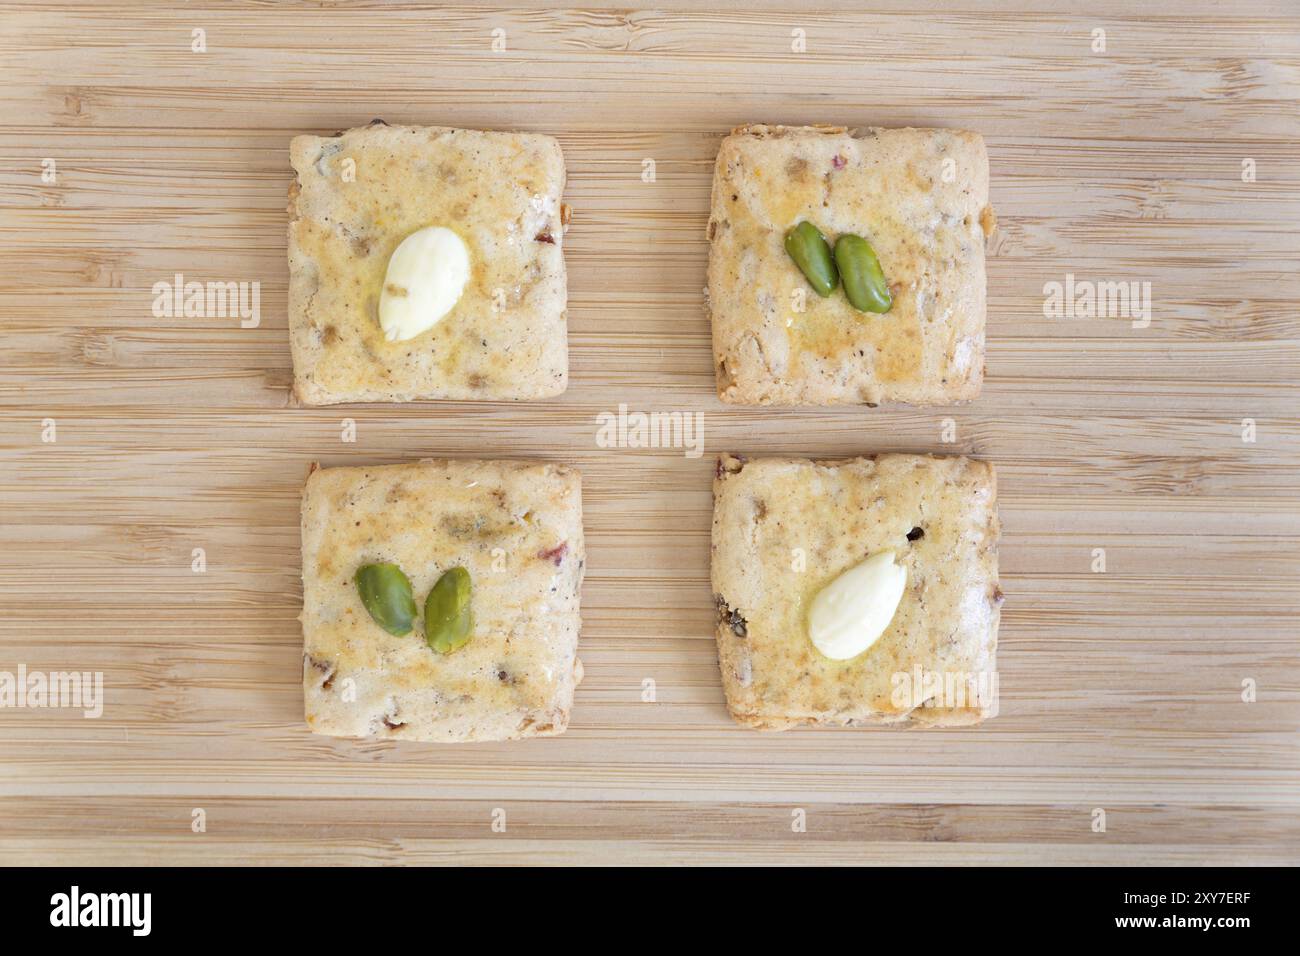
301 459 585 743
707 125 994 406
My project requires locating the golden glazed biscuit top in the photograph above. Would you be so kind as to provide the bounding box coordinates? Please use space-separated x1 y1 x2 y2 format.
709 126 993 404
301 460 583 714
711 454 1000 721
288 125 568 402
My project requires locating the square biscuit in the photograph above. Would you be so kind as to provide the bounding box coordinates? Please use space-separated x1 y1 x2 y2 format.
711 453 1002 730
301 459 585 742
287 123 568 404
707 125 995 406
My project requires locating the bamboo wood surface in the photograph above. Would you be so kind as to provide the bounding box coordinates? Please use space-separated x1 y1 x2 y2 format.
0 0 1297 865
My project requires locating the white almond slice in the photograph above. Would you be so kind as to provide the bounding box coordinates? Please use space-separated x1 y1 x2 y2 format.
808 551 907 660
378 226 471 342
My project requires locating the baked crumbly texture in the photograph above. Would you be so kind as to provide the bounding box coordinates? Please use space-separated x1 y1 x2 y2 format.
287 122 569 404
711 453 1002 730
707 125 996 406
301 459 584 742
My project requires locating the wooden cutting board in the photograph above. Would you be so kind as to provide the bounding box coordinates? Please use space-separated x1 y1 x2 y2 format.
2 0 1297 865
